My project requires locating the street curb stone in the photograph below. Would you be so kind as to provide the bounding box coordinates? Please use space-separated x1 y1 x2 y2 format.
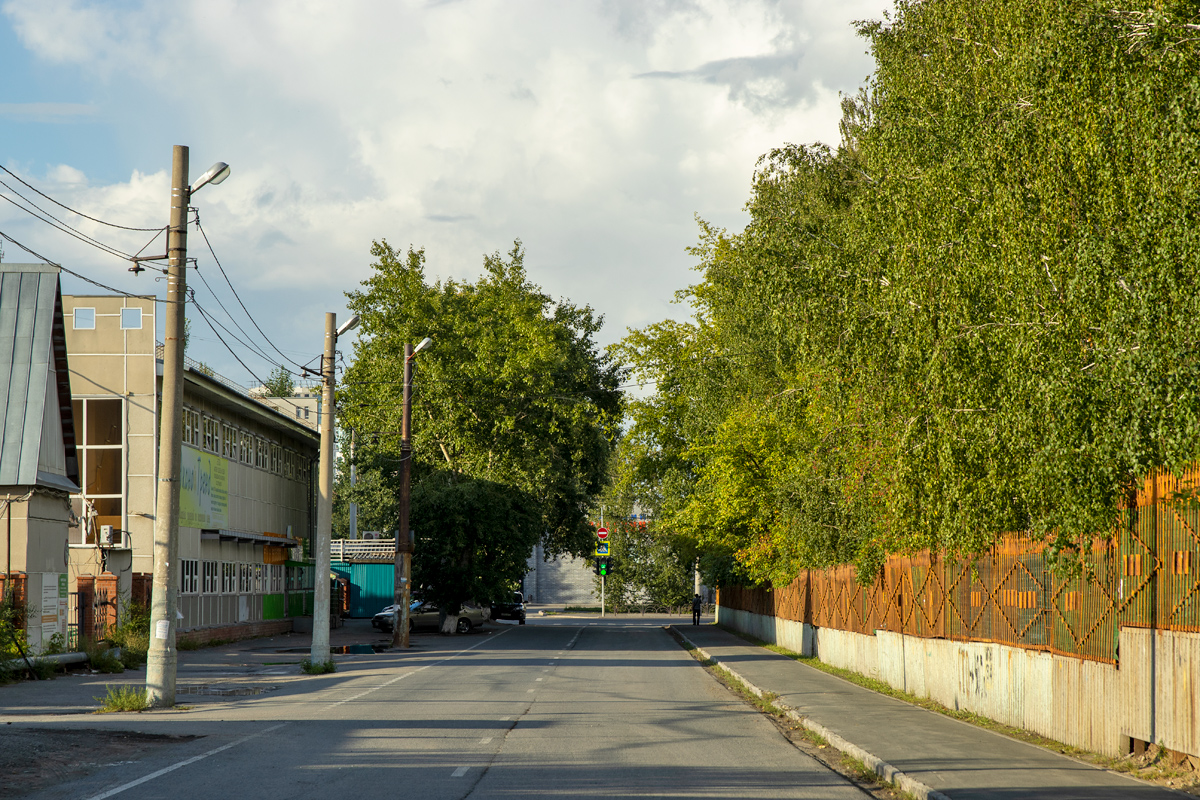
672 627 952 800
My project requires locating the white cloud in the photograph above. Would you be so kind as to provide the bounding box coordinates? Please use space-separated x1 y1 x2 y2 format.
2 0 887 383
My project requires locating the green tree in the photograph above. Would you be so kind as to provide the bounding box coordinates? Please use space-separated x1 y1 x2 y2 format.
620 0 1200 586
341 240 624 615
262 366 296 397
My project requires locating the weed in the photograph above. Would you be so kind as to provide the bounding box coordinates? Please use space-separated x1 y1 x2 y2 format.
95 684 149 713
299 658 336 675
41 632 66 656
563 606 601 613
29 658 58 680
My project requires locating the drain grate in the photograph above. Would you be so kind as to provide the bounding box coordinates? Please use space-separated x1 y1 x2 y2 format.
176 684 278 696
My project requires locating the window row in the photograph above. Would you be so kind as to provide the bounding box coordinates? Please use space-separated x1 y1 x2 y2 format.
181 406 310 484
180 560 285 595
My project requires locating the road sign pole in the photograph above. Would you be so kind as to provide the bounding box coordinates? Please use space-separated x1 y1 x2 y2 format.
601 574 605 618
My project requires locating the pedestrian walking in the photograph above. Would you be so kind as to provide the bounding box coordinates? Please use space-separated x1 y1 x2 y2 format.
691 593 702 625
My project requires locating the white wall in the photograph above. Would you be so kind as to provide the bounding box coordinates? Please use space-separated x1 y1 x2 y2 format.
717 606 1200 759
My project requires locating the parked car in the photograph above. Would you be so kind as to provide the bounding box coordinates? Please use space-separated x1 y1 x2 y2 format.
372 600 487 634
490 591 526 624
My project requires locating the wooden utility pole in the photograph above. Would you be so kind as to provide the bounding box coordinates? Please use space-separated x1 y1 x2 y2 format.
146 145 189 708
311 313 336 665
393 343 414 647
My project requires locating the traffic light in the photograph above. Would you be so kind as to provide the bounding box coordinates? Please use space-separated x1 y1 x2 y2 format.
594 558 601 575
599 558 611 577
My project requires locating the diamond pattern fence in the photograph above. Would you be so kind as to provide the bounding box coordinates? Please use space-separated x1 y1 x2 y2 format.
719 469 1200 664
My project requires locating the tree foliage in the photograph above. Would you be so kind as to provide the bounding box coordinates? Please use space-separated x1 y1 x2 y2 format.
340 240 624 610
620 0 1200 586
262 366 296 398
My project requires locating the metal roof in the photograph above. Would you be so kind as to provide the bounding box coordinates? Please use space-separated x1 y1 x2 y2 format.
0 263 79 489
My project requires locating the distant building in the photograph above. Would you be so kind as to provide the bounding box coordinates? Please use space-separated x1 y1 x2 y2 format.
250 388 321 433
523 543 595 605
0 264 79 650
63 293 320 638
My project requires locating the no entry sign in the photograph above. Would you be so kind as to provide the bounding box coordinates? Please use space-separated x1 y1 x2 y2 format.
597 527 608 541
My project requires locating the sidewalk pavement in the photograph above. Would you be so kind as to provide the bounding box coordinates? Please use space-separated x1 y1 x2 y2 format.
0 619 391 718
676 623 1177 800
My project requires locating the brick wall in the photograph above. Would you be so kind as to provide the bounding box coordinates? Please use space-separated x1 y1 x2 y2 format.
176 619 293 646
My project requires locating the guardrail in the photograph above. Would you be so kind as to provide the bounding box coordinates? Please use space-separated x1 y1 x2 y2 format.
330 539 396 561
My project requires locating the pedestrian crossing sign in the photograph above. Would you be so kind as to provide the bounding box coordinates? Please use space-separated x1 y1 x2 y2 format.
595 542 610 556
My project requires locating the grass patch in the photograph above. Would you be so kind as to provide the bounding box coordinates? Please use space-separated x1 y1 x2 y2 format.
95 684 149 713
562 606 601 613
107 601 150 668
299 658 337 675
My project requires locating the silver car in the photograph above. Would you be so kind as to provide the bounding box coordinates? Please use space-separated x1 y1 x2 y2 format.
372 601 487 634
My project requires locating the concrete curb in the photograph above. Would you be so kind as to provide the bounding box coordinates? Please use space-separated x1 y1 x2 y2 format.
672 627 951 800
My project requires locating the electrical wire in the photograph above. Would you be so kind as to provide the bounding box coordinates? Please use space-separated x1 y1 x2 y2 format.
0 227 181 301
0 185 135 261
193 215 311 371
0 164 162 231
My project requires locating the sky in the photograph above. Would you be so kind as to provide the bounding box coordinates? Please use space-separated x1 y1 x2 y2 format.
0 0 888 389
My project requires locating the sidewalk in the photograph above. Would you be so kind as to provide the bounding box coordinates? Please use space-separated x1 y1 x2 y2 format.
676 624 1177 800
0 619 390 718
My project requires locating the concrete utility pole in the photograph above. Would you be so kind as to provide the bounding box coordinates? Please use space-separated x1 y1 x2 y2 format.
311 313 337 665
145 146 189 707
393 343 414 647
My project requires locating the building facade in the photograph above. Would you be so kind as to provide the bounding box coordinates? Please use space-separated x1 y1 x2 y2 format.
63 294 319 635
1 264 80 650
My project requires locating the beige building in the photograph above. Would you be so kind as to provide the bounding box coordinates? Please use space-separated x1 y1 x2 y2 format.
63 294 319 634
0 264 79 651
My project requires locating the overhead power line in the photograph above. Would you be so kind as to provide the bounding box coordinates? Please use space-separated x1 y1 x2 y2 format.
193 216 310 372
0 164 163 231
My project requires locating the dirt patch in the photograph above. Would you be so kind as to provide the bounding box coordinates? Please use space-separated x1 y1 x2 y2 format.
0 728 199 798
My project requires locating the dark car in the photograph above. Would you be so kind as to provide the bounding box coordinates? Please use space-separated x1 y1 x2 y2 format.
490 591 526 624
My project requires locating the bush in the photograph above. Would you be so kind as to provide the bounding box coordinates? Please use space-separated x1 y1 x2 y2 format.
107 601 149 668
84 641 125 674
29 658 58 680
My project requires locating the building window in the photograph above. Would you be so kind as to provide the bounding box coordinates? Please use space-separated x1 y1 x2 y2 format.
203 417 217 452
120 307 142 330
257 438 267 470
70 397 124 543
222 425 236 460
254 563 264 594
239 563 252 593
181 560 199 594
240 432 253 464
270 443 281 474
182 408 201 447
73 307 96 329
270 564 284 593
222 562 236 594
202 561 218 593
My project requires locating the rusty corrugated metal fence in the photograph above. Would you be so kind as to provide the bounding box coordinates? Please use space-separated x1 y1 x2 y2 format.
719 470 1200 664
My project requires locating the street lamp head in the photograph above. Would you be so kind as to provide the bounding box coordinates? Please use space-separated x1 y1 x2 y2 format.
413 336 433 355
336 314 360 338
190 161 231 194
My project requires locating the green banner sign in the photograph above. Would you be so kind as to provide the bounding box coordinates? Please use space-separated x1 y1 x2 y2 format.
180 445 229 528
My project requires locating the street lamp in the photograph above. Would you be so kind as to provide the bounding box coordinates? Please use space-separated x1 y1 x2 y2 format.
311 312 359 666
146 147 229 708
394 337 432 647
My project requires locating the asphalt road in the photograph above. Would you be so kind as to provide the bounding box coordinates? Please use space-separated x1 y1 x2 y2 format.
23 618 866 800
